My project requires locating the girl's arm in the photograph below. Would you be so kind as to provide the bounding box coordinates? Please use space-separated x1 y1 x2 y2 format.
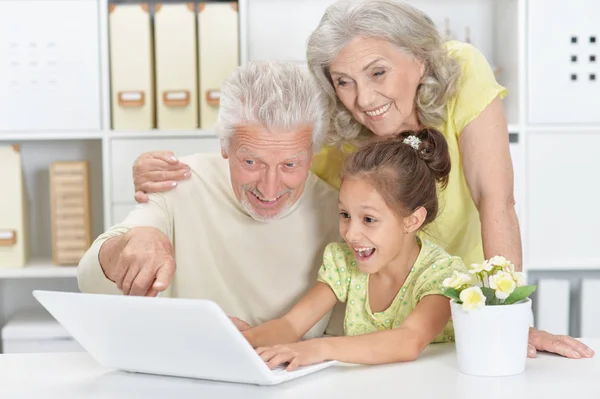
257 295 450 369
320 295 450 364
244 282 338 348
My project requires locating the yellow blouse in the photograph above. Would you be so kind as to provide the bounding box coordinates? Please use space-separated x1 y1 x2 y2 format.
310 41 508 268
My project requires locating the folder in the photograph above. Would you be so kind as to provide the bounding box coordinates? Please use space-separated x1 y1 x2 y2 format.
198 2 239 129
0 145 29 268
154 3 198 129
109 3 155 130
49 161 92 266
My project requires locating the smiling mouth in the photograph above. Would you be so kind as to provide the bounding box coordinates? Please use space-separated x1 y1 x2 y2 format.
364 102 392 117
353 246 376 260
250 191 280 205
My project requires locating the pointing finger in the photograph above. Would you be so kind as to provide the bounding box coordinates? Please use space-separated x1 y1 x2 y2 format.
152 259 176 291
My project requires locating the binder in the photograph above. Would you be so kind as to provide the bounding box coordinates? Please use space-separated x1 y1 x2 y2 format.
154 3 198 129
0 145 29 268
109 3 155 130
198 2 239 129
49 161 92 266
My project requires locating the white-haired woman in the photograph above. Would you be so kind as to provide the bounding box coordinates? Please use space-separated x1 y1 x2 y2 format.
308 0 502 272
128 0 592 359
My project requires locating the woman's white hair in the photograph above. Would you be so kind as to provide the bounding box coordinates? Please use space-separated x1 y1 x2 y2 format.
307 0 461 146
215 60 327 153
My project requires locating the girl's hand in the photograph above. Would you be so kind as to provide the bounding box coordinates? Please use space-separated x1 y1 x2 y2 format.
229 316 251 331
256 340 328 371
132 151 191 203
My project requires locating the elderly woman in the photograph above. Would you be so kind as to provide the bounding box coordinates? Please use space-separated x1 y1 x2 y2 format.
129 0 592 359
307 0 512 272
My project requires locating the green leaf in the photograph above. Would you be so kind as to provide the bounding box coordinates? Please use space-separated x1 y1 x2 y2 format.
481 287 496 305
443 288 461 303
504 285 537 305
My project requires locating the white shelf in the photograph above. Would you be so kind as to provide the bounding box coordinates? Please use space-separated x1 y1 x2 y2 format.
526 125 600 133
507 123 520 133
526 259 600 272
0 259 78 279
0 131 103 141
0 129 220 142
108 129 217 140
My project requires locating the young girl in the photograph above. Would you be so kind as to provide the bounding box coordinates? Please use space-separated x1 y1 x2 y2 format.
242 128 469 370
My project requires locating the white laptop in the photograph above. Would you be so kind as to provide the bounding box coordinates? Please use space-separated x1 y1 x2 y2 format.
32 290 337 385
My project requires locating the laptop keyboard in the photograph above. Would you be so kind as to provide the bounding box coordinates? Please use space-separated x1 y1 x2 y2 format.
270 363 328 377
271 365 294 374
263 360 337 383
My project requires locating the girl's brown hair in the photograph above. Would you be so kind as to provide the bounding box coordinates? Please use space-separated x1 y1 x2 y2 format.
341 128 451 228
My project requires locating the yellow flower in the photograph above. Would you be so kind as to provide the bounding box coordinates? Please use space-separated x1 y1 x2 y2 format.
489 271 517 300
511 271 527 287
459 287 486 311
443 271 472 290
469 261 493 274
489 256 508 267
488 256 515 272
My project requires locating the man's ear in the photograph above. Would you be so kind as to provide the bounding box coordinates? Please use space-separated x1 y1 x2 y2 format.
404 206 427 234
221 137 232 159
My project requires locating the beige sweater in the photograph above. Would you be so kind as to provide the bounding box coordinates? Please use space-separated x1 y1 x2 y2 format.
77 153 343 338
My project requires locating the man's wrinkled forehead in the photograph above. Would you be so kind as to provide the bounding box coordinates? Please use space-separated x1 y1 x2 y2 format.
235 147 309 163
231 124 313 160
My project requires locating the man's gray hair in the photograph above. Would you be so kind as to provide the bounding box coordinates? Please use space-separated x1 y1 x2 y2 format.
215 60 327 152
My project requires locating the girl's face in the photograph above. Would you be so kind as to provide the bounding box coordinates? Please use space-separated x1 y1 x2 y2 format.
338 176 408 274
329 36 425 137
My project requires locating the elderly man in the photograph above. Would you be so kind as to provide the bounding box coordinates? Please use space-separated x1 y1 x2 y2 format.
77 60 341 338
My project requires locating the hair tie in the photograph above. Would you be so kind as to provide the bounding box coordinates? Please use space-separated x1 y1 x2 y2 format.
402 135 421 150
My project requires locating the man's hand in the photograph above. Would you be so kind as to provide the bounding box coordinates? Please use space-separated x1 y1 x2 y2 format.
132 151 191 203
528 327 595 359
100 226 176 296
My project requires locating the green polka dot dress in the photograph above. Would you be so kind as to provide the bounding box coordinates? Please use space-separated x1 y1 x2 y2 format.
317 238 468 343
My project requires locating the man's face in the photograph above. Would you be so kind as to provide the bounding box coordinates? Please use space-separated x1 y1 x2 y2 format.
223 124 314 221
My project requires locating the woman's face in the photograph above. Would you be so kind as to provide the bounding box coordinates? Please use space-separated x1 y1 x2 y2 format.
329 36 425 137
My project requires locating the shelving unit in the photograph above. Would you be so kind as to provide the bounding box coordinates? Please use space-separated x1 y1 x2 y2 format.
0 259 78 280
0 0 237 343
0 132 105 141
0 0 598 346
107 129 217 139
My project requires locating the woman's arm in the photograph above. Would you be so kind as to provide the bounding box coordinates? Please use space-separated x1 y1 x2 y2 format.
459 96 523 271
132 151 191 203
244 282 338 348
458 97 595 359
258 295 450 369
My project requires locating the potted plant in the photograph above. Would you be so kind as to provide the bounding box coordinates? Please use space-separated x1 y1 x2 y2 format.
442 256 537 377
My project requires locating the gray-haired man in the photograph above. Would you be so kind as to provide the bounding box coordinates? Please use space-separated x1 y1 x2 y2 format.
77 60 341 338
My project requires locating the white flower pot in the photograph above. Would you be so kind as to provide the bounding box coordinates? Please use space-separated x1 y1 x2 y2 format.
450 298 532 377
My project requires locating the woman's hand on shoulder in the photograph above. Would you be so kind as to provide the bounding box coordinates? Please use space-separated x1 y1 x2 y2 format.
132 151 191 203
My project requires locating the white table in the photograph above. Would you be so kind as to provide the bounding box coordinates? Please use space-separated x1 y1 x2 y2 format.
1 338 599 399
